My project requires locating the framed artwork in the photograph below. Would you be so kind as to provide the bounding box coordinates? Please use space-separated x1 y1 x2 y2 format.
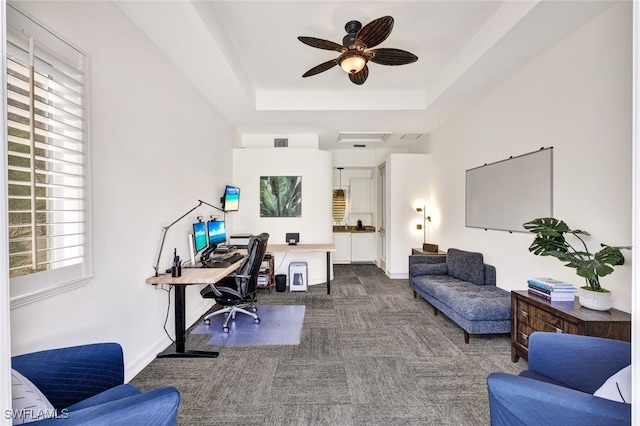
260 176 302 217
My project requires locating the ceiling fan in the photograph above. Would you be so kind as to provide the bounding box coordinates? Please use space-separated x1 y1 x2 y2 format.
298 16 418 85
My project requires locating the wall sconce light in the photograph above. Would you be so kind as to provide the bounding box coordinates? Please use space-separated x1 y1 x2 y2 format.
416 206 438 253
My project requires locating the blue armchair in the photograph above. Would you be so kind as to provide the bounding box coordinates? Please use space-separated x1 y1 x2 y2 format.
11 342 179 425
487 332 631 425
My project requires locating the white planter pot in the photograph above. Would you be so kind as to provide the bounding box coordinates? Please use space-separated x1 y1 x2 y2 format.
578 287 612 311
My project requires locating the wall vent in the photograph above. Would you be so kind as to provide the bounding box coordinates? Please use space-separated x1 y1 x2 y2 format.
274 138 288 147
338 132 391 144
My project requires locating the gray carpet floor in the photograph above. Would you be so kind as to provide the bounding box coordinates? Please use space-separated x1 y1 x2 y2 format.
131 264 526 425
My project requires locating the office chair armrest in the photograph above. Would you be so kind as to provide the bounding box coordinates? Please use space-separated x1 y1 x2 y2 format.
228 273 250 279
214 285 242 298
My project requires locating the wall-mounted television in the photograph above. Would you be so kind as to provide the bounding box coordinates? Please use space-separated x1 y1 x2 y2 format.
222 185 240 211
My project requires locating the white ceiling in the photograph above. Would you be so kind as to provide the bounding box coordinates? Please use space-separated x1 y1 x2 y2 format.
114 0 617 151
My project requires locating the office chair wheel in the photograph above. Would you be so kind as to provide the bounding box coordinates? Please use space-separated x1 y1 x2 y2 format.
223 326 229 333
204 319 210 325
254 318 260 324
251 307 257 313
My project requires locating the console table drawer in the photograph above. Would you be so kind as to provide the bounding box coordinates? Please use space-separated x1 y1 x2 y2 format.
511 290 631 363
516 302 579 334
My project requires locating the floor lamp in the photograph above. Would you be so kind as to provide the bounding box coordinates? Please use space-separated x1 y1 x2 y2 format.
416 206 438 252
153 199 226 276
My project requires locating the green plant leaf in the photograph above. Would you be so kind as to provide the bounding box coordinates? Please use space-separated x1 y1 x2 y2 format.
523 217 630 291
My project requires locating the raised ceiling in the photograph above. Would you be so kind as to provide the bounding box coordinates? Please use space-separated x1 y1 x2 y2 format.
115 0 617 151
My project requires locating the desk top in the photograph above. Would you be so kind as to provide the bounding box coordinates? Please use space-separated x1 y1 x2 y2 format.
267 243 335 252
145 260 241 285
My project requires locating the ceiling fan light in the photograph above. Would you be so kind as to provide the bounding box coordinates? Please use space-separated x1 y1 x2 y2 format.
340 54 366 74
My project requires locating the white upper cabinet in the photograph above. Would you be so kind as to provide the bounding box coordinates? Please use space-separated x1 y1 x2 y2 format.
349 178 372 213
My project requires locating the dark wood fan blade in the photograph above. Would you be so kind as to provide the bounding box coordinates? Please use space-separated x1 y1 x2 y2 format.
298 36 344 52
368 48 418 66
348 65 369 85
355 16 394 49
302 59 339 77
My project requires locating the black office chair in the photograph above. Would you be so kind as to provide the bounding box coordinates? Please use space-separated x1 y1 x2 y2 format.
200 232 269 333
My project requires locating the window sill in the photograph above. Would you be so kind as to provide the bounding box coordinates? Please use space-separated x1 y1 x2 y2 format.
10 277 93 309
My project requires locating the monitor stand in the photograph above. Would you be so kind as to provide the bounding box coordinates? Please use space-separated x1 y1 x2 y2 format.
200 245 216 261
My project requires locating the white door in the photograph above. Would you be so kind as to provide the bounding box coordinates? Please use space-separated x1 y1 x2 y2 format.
377 164 386 270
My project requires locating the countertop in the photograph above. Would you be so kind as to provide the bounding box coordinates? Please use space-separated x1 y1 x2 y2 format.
333 225 376 233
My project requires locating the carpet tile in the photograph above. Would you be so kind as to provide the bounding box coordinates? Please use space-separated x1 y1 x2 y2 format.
130 264 526 425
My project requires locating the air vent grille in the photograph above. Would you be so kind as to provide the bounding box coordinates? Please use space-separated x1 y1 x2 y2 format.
338 132 391 144
274 138 288 147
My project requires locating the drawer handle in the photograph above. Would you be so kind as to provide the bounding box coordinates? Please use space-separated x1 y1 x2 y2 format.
521 311 528 318
520 332 529 341
555 328 564 333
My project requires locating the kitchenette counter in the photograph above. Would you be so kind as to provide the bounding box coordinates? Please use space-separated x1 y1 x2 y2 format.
333 225 376 233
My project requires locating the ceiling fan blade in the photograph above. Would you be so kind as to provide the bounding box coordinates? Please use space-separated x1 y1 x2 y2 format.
368 48 418 66
302 59 339 77
348 65 369 85
355 16 394 49
298 36 345 52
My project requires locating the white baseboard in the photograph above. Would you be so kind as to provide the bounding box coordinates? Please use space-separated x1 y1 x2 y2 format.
385 271 409 280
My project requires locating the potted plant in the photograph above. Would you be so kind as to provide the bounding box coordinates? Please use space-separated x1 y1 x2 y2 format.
523 217 630 311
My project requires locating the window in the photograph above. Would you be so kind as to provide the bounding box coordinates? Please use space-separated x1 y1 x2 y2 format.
6 5 91 302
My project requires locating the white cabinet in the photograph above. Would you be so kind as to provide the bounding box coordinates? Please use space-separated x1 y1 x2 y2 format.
351 232 375 263
349 178 372 213
333 233 352 264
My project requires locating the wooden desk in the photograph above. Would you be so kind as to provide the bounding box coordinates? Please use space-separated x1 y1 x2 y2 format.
145 260 243 358
267 243 336 294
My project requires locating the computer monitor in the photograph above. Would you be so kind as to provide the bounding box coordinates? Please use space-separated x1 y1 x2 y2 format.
222 185 240 211
192 221 208 256
207 220 227 248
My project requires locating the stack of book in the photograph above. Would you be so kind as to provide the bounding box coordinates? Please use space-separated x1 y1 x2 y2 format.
527 277 577 302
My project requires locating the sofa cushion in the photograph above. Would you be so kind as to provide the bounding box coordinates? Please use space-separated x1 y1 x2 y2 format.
410 263 448 277
67 383 141 412
447 249 485 285
412 274 461 295
433 283 511 321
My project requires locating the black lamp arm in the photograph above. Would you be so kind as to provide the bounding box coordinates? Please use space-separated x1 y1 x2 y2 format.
198 199 226 214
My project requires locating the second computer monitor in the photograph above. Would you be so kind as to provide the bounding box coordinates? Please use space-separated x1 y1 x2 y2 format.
207 220 227 248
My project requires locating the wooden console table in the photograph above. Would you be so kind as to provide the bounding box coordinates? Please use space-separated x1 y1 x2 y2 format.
511 290 631 362
411 248 446 255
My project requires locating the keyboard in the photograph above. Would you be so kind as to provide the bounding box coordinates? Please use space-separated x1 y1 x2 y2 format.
201 252 244 268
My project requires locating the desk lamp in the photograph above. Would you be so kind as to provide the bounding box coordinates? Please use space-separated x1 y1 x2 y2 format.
153 199 225 276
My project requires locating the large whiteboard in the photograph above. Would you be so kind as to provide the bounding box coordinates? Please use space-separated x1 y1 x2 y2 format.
465 148 553 233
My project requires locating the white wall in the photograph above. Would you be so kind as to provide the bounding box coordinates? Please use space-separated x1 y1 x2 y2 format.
429 3 632 311
384 154 430 278
232 148 333 283
9 1 234 378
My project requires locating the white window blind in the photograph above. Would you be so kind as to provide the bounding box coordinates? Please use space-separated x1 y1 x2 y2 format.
6 5 91 301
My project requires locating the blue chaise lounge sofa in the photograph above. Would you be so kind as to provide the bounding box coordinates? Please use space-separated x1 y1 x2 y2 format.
409 248 511 343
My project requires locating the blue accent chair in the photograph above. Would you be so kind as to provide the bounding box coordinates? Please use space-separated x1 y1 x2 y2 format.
487 332 631 425
12 342 180 425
